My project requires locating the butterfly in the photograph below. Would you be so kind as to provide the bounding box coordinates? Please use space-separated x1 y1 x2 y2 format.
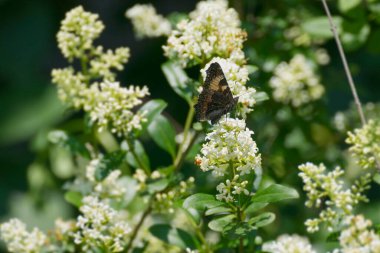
194 62 238 124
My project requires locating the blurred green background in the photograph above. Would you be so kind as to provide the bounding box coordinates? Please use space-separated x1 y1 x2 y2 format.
0 0 379 252
0 0 197 242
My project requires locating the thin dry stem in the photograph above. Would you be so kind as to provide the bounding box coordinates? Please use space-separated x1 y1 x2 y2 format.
320 0 366 126
321 0 380 171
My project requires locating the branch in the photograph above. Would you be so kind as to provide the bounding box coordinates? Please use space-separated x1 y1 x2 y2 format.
125 202 152 253
320 0 367 126
321 0 380 171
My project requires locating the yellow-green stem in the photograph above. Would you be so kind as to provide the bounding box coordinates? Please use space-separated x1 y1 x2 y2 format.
174 105 195 168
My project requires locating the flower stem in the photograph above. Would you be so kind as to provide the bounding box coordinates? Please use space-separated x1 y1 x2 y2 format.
125 201 152 253
321 0 380 172
174 105 195 169
320 0 366 126
237 207 245 253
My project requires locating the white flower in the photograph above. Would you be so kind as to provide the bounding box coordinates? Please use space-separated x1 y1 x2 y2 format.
57 6 104 61
262 234 316 253
86 82 149 136
52 72 150 136
51 67 87 109
201 57 257 116
89 46 130 81
153 177 194 213
126 4 171 38
163 0 246 67
86 158 127 199
346 119 380 169
298 162 369 233
334 215 380 253
269 54 324 107
74 196 131 252
196 118 261 177
216 175 249 202
0 219 46 253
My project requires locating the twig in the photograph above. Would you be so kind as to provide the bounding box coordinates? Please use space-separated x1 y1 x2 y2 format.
174 106 195 168
175 131 200 172
321 0 380 172
125 202 152 253
320 0 366 126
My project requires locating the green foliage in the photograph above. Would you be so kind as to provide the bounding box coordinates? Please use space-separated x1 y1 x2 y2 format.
302 16 342 39
161 61 193 104
94 150 126 181
250 184 299 203
147 115 177 159
1 1 380 253
149 224 198 250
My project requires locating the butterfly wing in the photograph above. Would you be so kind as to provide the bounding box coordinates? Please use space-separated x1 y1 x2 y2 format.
194 63 235 124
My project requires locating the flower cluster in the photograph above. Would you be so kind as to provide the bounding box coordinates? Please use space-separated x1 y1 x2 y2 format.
153 177 194 213
89 46 131 81
262 234 316 253
216 175 249 202
269 54 325 107
86 82 149 135
86 158 127 199
196 118 261 177
133 169 195 213
52 70 149 136
163 0 246 67
73 196 131 252
57 6 104 61
126 4 171 38
201 57 257 116
333 215 380 253
53 6 148 137
346 119 380 170
298 162 370 233
196 118 261 203
0 219 47 253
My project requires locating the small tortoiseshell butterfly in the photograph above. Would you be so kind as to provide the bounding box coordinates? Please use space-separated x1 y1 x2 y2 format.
194 62 238 124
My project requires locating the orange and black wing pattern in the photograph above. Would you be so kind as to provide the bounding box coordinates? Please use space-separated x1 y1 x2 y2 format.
194 62 237 124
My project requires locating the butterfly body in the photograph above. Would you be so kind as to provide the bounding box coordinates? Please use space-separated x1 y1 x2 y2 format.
194 62 238 124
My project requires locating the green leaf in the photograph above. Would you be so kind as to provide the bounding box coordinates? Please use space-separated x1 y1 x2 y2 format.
248 212 275 228
183 193 224 212
302 16 342 39
341 20 370 50
326 231 341 242
149 224 197 249
126 140 151 172
64 191 83 207
182 207 202 225
138 99 167 130
252 91 269 103
245 202 268 215
147 115 177 159
373 173 380 185
161 61 192 103
167 12 188 26
251 184 299 203
208 214 235 232
48 130 90 159
147 178 170 193
94 150 126 181
375 224 380 235
205 206 232 216
223 222 255 238
247 65 258 74
338 0 361 13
